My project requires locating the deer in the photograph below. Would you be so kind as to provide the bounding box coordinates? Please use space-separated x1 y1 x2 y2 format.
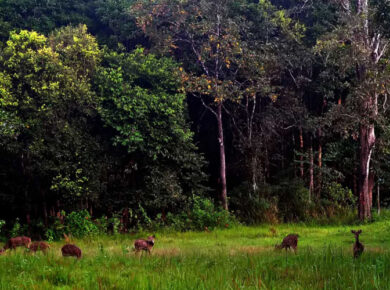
61 244 82 259
0 248 5 255
351 230 364 258
29 241 50 253
275 234 299 254
3 236 31 250
134 235 155 255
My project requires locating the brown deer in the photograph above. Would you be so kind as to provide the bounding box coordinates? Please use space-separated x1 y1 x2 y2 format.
29 241 50 253
275 234 299 253
4 236 31 250
351 230 364 258
61 244 82 259
0 248 5 255
134 235 155 254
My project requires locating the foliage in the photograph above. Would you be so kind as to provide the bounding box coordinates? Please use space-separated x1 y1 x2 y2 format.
0 220 5 236
273 179 311 222
189 196 234 230
65 210 99 238
160 196 237 231
3 0 390 228
230 182 278 224
95 47 207 214
9 218 28 237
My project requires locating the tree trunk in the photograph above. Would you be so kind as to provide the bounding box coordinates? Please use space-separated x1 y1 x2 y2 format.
358 124 375 220
217 103 228 210
368 172 375 209
299 127 304 178
309 138 314 202
251 152 257 194
317 128 322 198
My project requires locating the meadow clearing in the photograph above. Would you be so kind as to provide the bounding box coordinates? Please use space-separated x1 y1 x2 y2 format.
0 220 390 290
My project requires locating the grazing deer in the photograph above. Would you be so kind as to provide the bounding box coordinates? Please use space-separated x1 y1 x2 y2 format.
4 236 31 250
29 241 50 253
134 235 155 254
351 230 364 258
61 244 82 259
275 234 299 253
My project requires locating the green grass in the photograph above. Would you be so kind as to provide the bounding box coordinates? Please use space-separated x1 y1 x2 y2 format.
1 220 390 289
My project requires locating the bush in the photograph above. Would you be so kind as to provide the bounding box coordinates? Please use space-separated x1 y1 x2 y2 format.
189 196 236 230
45 216 66 242
160 196 237 231
65 210 99 238
320 182 356 217
0 220 5 235
10 218 28 237
95 215 121 234
273 179 311 222
230 182 278 224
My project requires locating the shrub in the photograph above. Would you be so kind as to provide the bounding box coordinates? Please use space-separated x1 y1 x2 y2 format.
10 218 28 237
45 217 66 242
320 182 356 217
189 196 236 230
65 210 99 238
95 215 121 234
273 179 311 222
0 220 5 235
153 196 236 231
230 182 278 224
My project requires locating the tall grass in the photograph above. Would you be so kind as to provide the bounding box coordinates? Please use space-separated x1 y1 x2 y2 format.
1 220 390 289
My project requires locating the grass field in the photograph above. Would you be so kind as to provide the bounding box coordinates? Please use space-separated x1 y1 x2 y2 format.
1 220 390 289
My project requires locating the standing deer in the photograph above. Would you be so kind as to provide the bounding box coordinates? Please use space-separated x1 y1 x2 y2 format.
29 241 50 253
351 230 364 258
3 236 31 250
275 234 299 253
134 235 155 254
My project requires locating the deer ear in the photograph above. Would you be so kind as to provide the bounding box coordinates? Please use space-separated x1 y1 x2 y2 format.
358 230 362 234
351 230 355 234
152 235 156 238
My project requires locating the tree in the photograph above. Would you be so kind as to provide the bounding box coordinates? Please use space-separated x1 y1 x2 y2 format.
132 0 304 209
0 26 102 223
316 0 390 220
95 48 207 214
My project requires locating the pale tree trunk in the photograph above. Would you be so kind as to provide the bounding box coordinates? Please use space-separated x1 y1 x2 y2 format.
368 172 375 209
309 137 314 202
299 127 304 178
317 128 323 198
358 123 375 220
356 0 378 221
251 152 257 194
217 103 228 210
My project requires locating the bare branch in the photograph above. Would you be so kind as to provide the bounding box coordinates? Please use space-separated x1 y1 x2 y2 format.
222 104 245 140
192 93 218 118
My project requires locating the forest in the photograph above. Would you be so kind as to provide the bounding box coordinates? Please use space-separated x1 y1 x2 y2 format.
1 0 390 238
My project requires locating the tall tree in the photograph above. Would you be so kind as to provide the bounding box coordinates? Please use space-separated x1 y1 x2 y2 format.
317 0 390 220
